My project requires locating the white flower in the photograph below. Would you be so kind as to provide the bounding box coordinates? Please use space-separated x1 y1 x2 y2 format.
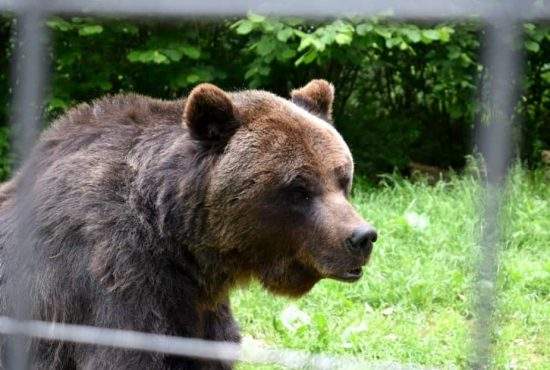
381 306 395 316
279 304 310 332
404 211 429 231
341 321 369 348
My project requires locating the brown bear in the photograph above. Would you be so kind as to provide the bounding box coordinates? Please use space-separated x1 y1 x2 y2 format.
0 80 377 369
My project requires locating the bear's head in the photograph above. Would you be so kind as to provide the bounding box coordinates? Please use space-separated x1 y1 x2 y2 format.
184 80 377 297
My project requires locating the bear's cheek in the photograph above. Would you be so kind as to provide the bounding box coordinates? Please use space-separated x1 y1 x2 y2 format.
298 228 353 275
242 195 311 245
255 205 356 279
248 197 345 262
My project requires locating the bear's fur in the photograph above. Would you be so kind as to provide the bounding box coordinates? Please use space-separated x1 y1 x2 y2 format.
0 80 375 369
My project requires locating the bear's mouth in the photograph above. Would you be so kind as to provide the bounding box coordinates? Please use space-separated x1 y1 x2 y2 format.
328 267 363 282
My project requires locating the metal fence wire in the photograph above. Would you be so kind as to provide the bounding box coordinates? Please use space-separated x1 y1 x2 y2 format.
0 0 548 369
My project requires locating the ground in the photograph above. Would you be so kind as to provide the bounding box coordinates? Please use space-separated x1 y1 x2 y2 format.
231 166 550 369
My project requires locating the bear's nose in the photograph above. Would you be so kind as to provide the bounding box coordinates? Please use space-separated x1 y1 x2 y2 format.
345 225 377 254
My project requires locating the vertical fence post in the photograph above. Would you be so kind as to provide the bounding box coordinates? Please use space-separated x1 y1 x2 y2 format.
6 2 49 369
471 16 523 370
10 6 48 166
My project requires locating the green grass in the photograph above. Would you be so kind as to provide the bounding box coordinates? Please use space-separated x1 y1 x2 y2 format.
231 166 549 369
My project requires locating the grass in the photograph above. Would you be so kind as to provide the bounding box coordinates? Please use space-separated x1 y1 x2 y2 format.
231 166 549 369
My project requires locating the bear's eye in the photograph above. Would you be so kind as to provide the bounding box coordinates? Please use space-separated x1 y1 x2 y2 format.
285 183 312 203
339 176 352 195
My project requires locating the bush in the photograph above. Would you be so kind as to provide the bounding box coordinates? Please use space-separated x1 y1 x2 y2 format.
0 15 548 180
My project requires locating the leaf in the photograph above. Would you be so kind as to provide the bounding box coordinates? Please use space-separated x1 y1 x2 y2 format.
298 34 324 51
356 23 373 36
255 38 276 56
313 38 325 51
78 25 103 36
448 46 461 59
46 18 73 32
403 28 421 43
258 65 270 76
152 51 168 64
297 37 313 51
460 53 473 66
173 67 216 88
163 49 183 62
374 27 392 39
386 36 404 49
277 48 296 61
333 20 354 34
525 40 540 52
319 29 336 45
261 19 276 32
335 33 352 45
186 74 201 84
531 29 545 42
524 23 536 32
244 67 258 80
276 28 294 42
127 51 144 63
248 12 266 23
295 49 317 65
437 27 453 42
181 45 201 59
127 50 168 64
422 29 440 41
235 20 254 35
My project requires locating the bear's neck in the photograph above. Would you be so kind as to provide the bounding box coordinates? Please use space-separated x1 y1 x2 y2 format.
133 131 241 307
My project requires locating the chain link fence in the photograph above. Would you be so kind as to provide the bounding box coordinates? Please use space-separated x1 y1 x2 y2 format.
0 0 547 369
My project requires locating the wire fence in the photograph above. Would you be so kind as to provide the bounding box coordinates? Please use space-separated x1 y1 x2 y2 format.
0 0 546 369
0 316 437 370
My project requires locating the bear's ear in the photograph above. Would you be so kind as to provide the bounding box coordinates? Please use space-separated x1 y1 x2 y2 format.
184 83 239 144
291 79 335 121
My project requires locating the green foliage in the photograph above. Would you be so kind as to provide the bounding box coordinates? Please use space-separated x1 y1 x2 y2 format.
0 15 549 180
229 15 484 172
0 127 10 180
0 18 11 128
233 167 549 369
0 19 11 181
520 22 550 165
38 18 241 121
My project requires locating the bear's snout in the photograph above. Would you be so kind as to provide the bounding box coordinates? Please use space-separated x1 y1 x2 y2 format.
345 224 377 256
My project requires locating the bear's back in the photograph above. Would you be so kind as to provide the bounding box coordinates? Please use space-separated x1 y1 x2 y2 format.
0 94 190 267
54 94 185 130
36 94 186 175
